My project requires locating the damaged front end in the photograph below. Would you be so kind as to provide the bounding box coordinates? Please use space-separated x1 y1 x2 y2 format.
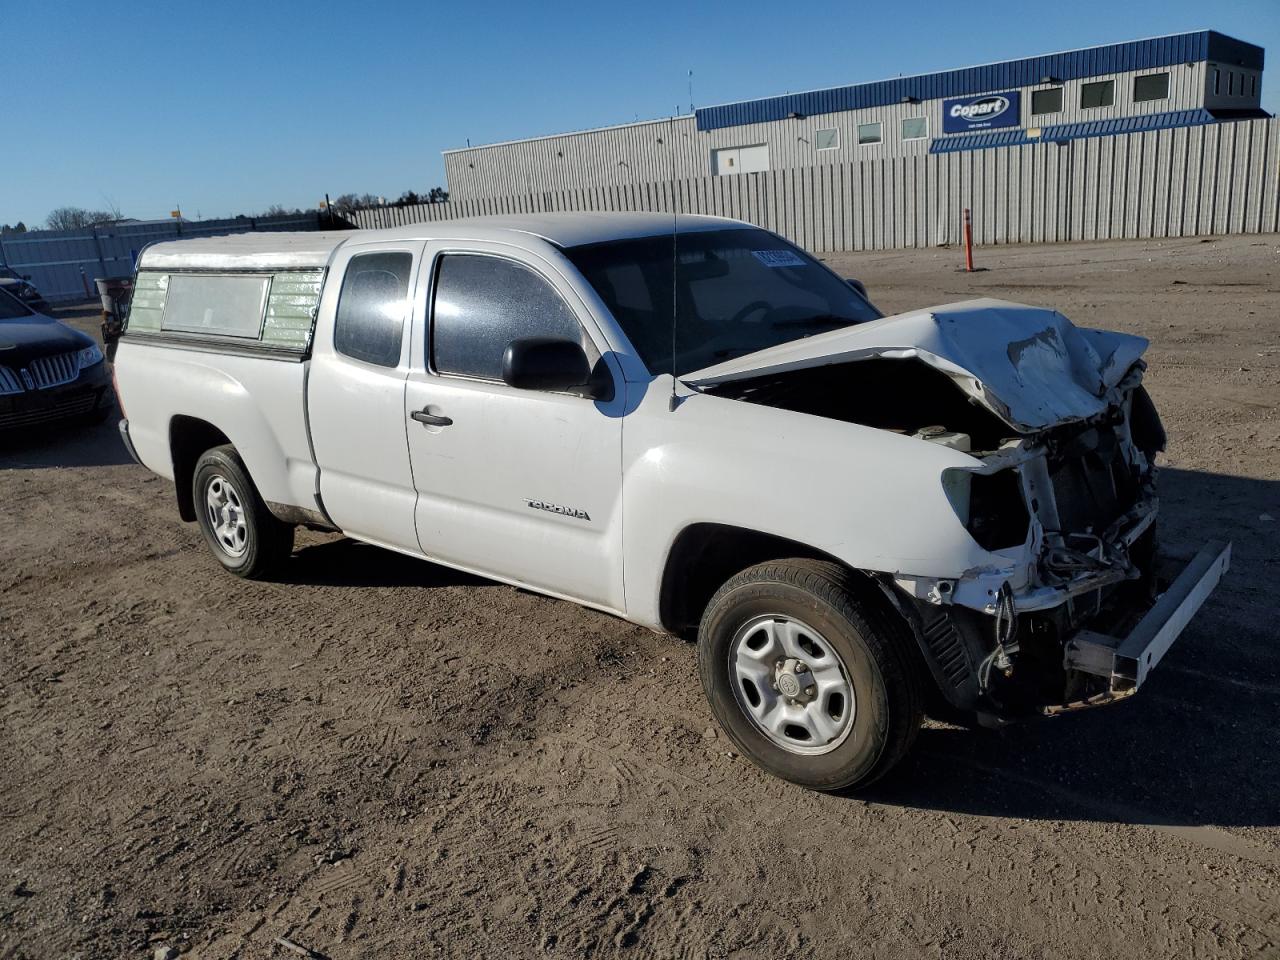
693 299 1230 724
892 373 1228 722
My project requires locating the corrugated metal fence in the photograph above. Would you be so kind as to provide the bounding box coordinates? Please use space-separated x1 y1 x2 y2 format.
354 119 1280 250
0 213 324 302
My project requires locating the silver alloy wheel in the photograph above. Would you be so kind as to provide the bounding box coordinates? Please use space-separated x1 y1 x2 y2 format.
728 615 856 755
205 474 249 558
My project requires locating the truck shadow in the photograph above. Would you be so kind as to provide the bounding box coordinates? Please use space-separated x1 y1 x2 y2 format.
863 466 1280 831
0 410 133 469
275 537 493 590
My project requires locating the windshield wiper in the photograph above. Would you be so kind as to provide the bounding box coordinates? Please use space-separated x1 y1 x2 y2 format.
770 314 854 329
708 346 757 361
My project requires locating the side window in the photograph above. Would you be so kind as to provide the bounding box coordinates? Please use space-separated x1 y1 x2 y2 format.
161 274 269 338
1080 80 1114 109
900 117 928 140
432 254 590 381
1031 87 1063 116
334 252 413 367
1133 72 1169 103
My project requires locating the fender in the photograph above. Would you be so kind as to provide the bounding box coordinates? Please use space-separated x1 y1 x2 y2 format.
620 379 1010 631
114 339 319 514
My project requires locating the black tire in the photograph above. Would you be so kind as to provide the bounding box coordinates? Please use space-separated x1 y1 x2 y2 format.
697 559 923 792
192 444 294 579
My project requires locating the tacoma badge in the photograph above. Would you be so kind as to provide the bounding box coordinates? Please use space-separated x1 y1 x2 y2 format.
524 498 590 521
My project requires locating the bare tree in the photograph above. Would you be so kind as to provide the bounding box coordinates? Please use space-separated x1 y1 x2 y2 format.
45 207 118 231
392 187 448 207
330 193 390 214
330 194 360 216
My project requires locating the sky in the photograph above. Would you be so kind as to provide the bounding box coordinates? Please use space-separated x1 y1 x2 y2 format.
3 0 1278 228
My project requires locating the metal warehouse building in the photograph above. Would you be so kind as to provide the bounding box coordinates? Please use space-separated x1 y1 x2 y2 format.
443 30 1267 201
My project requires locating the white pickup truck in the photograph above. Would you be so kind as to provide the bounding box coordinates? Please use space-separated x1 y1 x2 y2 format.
112 213 1229 791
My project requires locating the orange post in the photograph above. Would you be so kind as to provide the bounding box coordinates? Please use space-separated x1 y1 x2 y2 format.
963 208 974 273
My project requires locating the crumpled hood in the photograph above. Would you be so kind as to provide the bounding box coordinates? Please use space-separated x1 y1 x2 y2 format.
684 298 1148 433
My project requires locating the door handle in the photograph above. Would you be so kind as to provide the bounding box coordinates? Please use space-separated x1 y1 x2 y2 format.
410 409 453 427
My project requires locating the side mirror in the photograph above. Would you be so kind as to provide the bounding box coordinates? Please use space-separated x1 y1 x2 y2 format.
845 277 869 299
502 337 594 394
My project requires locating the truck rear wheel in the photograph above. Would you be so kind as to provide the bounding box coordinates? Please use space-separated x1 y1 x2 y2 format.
192 445 293 579
697 559 922 792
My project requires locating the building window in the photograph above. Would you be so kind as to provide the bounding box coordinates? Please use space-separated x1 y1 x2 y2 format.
815 128 839 151
1133 72 1169 103
857 122 882 145
1252 75 1258 98
334 252 413 367
901 117 927 140
1213 67 1221 95
1080 80 1114 109
1031 87 1063 115
1229 72 1235 96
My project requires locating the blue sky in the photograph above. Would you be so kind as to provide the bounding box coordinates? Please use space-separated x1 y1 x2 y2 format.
4 0 1278 227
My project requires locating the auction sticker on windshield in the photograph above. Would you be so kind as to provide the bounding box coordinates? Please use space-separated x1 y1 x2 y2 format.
752 250 807 268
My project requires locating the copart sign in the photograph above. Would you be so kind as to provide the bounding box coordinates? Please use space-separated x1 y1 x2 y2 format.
942 91 1021 133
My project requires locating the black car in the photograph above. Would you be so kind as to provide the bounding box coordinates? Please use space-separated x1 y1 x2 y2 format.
0 266 50 313
0 288 113 430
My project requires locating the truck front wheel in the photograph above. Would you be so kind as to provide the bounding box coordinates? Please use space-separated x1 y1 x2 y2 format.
192 445 294 579
697 560 922 792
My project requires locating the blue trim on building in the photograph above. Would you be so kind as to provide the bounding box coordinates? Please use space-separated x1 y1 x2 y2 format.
694 31 1264 132
927 109 1219 153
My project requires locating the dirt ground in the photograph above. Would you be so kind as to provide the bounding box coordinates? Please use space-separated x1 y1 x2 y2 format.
2 233 1278 960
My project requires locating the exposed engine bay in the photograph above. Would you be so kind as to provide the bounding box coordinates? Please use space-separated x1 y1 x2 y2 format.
694 301 1226 724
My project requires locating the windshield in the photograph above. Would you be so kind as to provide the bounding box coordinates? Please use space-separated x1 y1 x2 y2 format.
564 227 881 375
0 287 33 320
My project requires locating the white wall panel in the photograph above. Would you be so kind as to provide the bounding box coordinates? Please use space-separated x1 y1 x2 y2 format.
362 121 1279 253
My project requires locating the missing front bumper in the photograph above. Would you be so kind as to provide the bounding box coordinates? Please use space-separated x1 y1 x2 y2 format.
1049 539 1232 713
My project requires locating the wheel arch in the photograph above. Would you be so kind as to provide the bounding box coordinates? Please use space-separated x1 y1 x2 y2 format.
659 523 850 637
169 416 233 521
659 522 953 713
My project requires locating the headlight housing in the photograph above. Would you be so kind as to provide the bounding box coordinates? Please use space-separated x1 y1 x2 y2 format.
942 467 1031 551
78 343 104 369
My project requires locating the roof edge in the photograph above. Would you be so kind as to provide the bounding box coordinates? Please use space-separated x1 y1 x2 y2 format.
444 114 694 156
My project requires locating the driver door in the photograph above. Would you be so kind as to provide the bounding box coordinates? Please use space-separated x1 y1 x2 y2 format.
403 243 626 610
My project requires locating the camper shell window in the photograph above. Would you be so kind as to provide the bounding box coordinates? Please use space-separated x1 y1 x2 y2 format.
161 274 271 339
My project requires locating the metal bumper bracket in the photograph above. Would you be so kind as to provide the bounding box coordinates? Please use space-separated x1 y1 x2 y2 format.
1063 539 1231 695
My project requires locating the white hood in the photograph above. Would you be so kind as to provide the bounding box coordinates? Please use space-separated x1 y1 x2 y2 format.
685 298 1149 433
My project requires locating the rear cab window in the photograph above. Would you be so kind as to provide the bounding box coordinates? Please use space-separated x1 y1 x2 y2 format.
333 252 414 367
